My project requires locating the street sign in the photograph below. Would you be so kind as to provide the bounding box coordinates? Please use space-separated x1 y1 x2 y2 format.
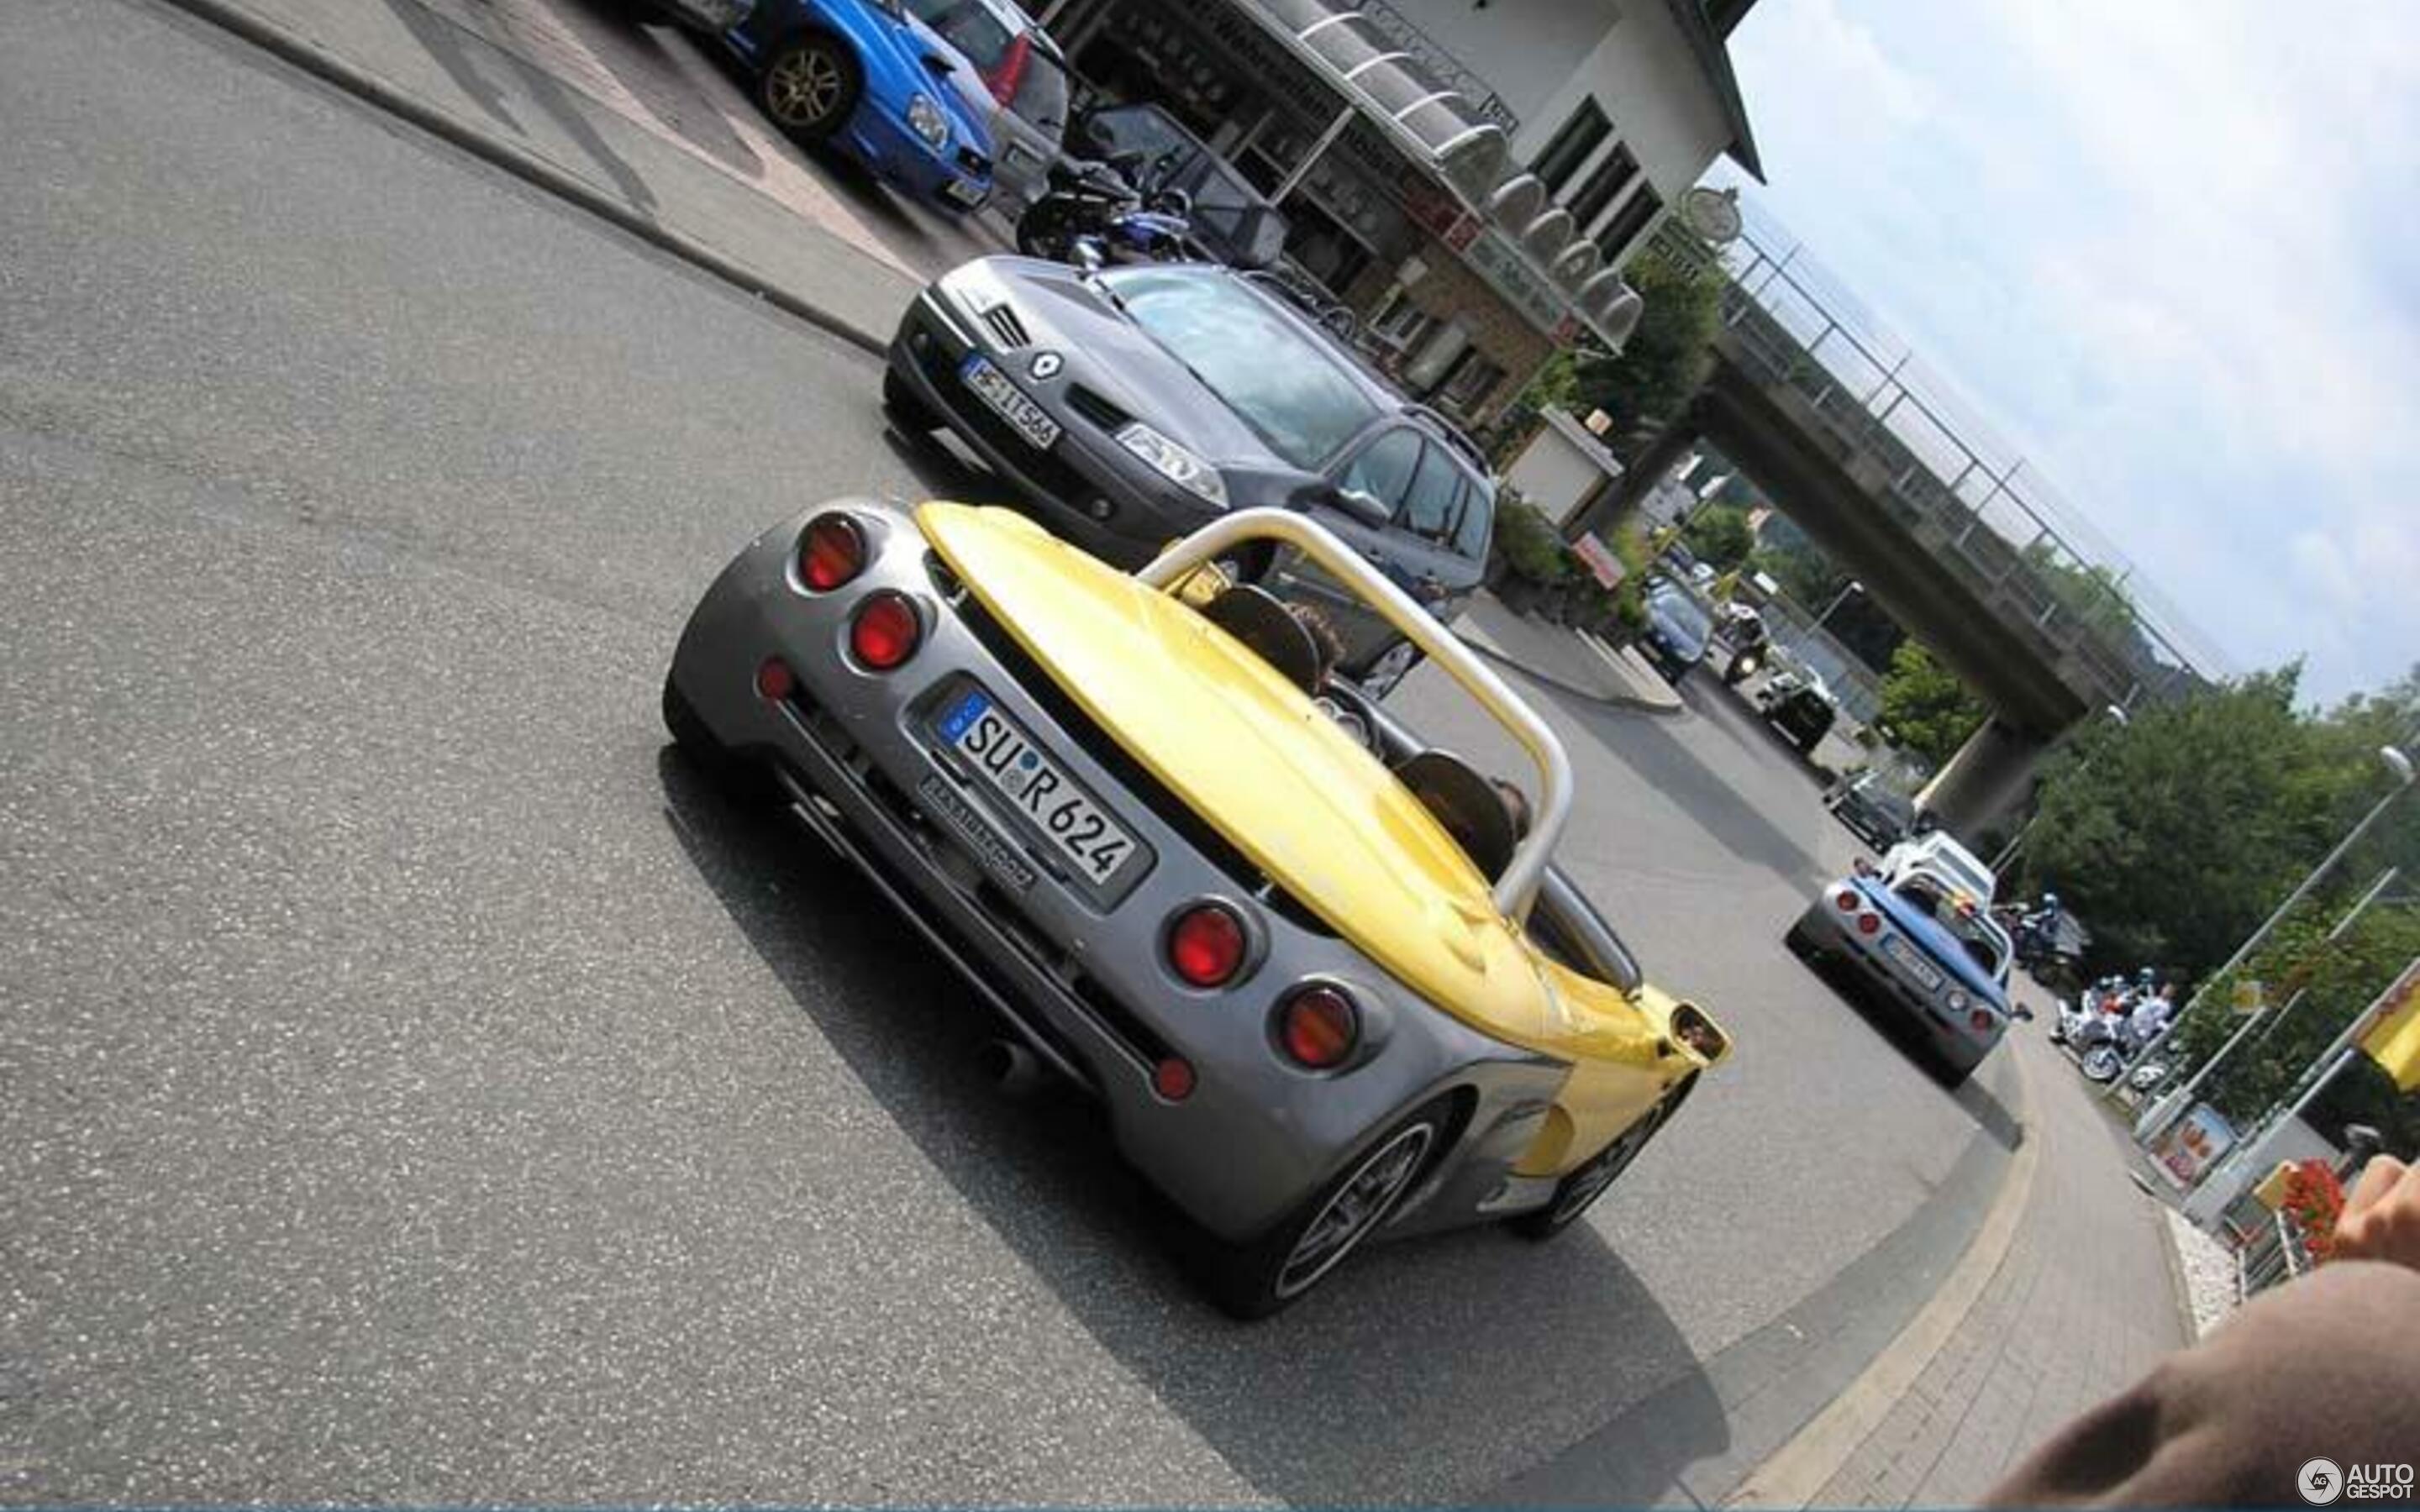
1570 533 1627 591
2149 1103 2238 1189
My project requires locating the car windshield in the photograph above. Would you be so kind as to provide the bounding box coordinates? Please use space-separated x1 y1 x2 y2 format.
901 0 1014 72
1652 589 1712 642
1895 873 2009 979
1102 268 1380 467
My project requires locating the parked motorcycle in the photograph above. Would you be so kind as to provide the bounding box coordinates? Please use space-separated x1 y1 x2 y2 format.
1014 151 1193 266
2054 974 2170 1085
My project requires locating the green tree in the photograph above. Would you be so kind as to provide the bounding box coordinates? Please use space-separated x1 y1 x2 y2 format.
1877 642 1985 766
2018 667 2397 978
1681 504 1754 570
1525 229 1724 454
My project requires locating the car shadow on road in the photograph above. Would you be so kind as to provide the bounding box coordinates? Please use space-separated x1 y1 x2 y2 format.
655 748 1732 1504
544 0 768 182
1785 948 2026 1153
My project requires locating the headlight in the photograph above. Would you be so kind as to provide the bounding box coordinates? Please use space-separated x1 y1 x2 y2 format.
1114 423 1228 508
905 93 949 149
1945 988 1971 1014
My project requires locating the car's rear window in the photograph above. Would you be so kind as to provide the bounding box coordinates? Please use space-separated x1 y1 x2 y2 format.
1008 51 1067 129
1896 875 2007 978
902 0 1014 72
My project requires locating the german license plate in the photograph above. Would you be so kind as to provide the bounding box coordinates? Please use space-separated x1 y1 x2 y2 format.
941 177 990 209
1881 934 1944 991
935 686 1139 887
960 355 1060 449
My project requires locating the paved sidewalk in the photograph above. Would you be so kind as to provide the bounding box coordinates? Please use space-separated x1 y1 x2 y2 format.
1453 590 1684 715
162 0 1008 349
1807 1017 2187 1507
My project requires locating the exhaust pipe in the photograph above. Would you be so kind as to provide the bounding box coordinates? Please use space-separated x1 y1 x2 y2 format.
975 1037 1044 1097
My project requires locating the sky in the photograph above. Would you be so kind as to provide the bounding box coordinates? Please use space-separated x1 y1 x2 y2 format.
1709 0 2420 706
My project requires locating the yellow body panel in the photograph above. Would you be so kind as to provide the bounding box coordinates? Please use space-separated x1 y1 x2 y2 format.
919 504 1713 1161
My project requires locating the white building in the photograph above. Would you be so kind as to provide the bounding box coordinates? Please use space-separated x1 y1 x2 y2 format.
1038 0 1765 423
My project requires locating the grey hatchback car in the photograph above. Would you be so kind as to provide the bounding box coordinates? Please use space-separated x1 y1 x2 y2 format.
885 257 1495 692
897 0 1070 216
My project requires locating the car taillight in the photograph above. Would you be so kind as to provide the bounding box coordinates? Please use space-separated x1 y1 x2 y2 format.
1277 985 1358 1069
1834 889 1860 911
1151 1056 1195 1101
799 512 866 591
988 31 1031 105
1167 903 1247 988
755 658 796 701
1855 913 1881 937
1970 1007 1995 1033
848 592 922 670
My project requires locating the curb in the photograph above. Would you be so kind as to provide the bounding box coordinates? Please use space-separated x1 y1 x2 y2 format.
1452 632 1681 716
150 0 893 360
2148 1197 2207 1342
1725 1045 2039 1507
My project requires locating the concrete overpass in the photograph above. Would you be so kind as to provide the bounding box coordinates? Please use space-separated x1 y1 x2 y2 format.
1577 218 2217 839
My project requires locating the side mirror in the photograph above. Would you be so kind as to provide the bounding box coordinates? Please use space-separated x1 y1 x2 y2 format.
2013 1004 2037 1021
1850 856 1877 878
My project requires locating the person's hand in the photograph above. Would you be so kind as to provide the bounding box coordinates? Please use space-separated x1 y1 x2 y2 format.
2334 1155 2420 1270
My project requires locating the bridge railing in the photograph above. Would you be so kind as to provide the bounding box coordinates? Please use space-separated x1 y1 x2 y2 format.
1672 212 2226 711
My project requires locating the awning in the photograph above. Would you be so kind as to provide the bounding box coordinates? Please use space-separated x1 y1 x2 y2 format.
1237 0 1644 350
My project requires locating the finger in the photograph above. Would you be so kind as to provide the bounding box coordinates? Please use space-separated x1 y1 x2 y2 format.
2345 1154 2409 1217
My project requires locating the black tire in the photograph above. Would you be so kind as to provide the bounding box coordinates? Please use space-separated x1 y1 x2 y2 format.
1193 1095 1454 1320
662 675 771 801
1783 919 1818 957
1511 1076 1696 1240
2079 1044 2124 1084
757 34 860 140
881 367 939 434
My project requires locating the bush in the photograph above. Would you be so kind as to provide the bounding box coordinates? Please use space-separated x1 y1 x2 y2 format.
1494 496 1576 586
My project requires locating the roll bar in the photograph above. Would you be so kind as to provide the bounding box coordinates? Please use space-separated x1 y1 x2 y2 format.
1138 507 1573 920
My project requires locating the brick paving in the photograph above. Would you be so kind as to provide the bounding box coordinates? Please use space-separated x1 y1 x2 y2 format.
1812 1024 2187 1507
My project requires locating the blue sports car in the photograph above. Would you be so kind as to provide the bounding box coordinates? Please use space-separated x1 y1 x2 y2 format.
721 0 995 212
1785 858 2014 1084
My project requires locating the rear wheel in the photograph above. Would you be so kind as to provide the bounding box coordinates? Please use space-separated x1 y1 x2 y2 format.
1193 1096 1450 1320
758 34 859 139
1511 1076 1695 1240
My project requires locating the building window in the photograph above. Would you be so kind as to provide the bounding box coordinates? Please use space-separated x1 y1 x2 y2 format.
1530 99 1610 195
1370 287 1434 350
1440 350 1507 412
1566 145 1640 234
1598 184 1665 262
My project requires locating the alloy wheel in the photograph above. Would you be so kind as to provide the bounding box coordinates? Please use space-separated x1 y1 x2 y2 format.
1275 1124 1434 1299
765 45 845 129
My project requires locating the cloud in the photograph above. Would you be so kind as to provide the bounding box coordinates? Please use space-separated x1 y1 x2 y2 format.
1717 0 2420 701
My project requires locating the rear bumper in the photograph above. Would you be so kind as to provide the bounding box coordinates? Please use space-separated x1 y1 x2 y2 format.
666 501 1565 1239
1792 902 1996 1073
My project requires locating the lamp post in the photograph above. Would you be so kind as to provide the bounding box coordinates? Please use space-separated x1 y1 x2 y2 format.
1814 580 1863 631
2123 743 2417 1123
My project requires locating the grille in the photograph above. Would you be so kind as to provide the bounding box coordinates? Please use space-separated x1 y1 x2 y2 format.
980 302 1029 349
1064 385 1128 432
912 333 1093 502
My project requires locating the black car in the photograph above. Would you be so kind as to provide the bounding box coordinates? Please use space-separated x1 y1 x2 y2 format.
885 258 1493 692
1826 773 1914 848
1759 678 1838 754
1639 582 1715 684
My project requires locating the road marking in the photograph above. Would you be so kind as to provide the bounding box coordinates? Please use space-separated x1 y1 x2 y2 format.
1724 1042 2038 1508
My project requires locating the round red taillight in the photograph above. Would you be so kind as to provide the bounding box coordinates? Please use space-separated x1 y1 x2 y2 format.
1970 1007 1995 1033
800 513 866 592
1855 913 1881 937
1278 985 1359 1069
755 658 796 701
1152 1056 1196 1101
849 592 922 670
1834 889 1860 912
1167 904 1247 988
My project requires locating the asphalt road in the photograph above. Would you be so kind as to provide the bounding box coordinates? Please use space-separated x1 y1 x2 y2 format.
2 0 2021 1501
